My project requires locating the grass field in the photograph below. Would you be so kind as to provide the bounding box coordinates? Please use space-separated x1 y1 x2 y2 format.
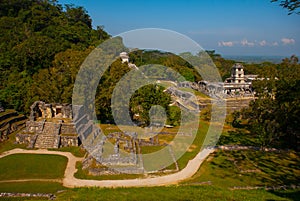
0 181 65 193
183 150 300 188
48 146 86 157
0 154 67 180
54 186 299 201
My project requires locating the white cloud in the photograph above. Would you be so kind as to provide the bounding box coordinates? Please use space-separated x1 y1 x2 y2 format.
218 38 293 48
259 40 267 46
241 39 255 47
281 38 295 45
218 41 234 47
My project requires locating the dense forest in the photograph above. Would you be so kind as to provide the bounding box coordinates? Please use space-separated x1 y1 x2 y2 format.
0 0 299 149
0 0 109 112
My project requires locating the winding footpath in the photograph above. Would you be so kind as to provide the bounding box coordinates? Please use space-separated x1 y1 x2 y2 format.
0 147 215 188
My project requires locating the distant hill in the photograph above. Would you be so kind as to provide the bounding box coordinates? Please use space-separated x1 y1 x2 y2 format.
223 55 285 64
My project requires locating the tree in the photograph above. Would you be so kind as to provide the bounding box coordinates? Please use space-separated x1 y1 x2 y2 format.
129 84 172 126
271 0 300 15
0 0 110 113
241 55 300 150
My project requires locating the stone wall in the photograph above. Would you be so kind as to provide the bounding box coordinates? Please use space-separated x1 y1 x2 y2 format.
18 120 79 148
29 101 72 121
15 134 37 148
60 123 77 134
60 136 78 147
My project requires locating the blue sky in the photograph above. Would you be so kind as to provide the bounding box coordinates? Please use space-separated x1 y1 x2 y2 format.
58 0 300 56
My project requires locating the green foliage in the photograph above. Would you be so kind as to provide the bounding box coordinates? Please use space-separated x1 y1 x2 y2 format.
166 106 181 126
129 84 172 126
129 50 201 82
0 0 110 113
95 59 131 122
241 55 300 150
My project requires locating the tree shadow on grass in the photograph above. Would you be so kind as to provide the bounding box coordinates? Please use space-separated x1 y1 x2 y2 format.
246 150 300 191
267 189 300 201
217 129 258 146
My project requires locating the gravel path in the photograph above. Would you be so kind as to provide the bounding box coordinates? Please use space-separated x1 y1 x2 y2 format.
0 147 215 188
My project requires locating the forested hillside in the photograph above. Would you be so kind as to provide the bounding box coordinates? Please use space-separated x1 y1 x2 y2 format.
0 0 109 112
0 0 201 124
0 1 299 149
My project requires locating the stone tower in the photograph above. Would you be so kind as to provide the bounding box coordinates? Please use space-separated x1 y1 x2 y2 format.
231 63 244 83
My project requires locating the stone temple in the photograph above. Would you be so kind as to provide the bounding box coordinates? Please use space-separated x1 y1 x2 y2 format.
16 101 79 149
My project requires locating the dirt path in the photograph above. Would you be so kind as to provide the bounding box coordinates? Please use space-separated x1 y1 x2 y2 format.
0 147 215 188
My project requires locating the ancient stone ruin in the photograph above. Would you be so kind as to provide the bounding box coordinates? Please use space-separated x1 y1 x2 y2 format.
16 101 78 149
0 107 26 142
197 63 257 97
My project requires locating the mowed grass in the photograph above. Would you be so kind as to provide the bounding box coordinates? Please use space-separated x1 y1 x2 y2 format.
0 154 68 180
176 121 209 170
0 181 65 193
183 150 300 188
48 146 86 157
55 185 298 201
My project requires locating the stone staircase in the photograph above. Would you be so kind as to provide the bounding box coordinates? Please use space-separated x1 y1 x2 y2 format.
42 122 61 135
33 122 61 148
34 134 60 149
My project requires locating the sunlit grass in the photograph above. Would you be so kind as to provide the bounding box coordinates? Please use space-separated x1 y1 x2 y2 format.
0 154 67 180
182 150 300 188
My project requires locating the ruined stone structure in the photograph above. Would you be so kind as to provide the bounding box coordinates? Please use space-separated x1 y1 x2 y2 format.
223 63 257 96
16 101 78 148
29 101 72 121
0 109 26 141
165 87 200 112
180 63 257 98
72 105 144 175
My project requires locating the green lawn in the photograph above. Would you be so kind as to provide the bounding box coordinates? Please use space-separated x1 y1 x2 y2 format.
0 181 65 193
0 154 68 180
183 150 300 188
55 185 299 201
48 146 86 157
176 121 209 170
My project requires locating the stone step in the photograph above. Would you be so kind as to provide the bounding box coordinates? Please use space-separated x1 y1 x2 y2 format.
34 135 59 149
